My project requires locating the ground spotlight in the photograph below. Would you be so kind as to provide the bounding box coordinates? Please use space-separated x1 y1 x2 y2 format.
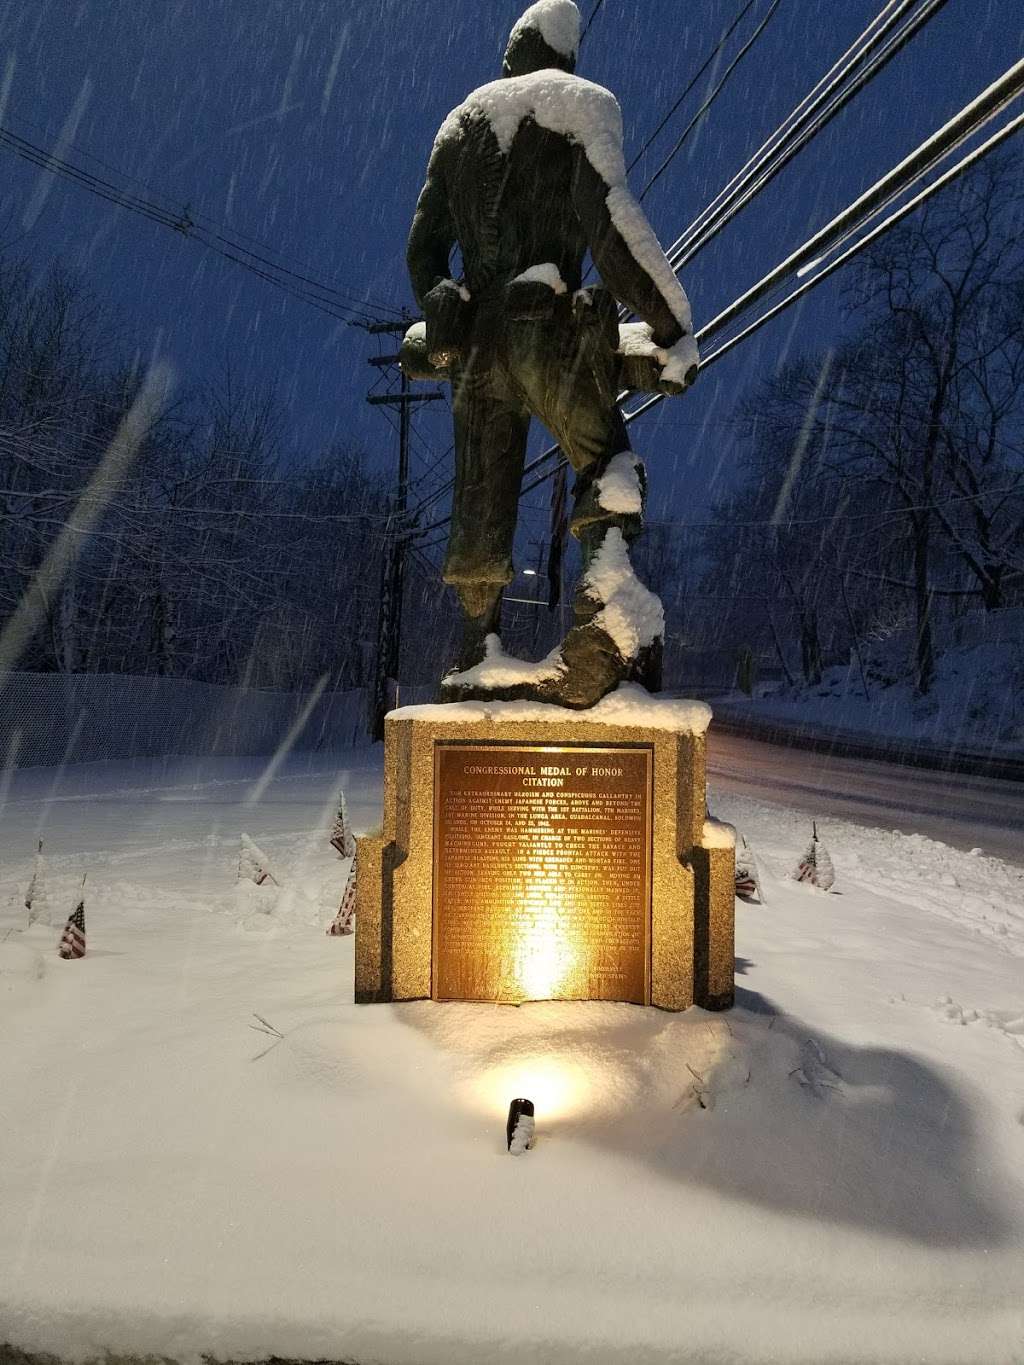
506 1097 535 1154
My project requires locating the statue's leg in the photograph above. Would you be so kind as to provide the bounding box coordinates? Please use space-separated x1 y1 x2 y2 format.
516 312 664 705
442 358 530 675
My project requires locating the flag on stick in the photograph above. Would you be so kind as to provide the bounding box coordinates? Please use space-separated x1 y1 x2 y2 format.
793 821 835 891
330 791 356 859
238 834 280 887
25 838 51 924
327 850 357 936
735 836 766 903
58 878 86 960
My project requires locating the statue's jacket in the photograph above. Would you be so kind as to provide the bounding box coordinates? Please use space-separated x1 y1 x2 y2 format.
407 69 697 373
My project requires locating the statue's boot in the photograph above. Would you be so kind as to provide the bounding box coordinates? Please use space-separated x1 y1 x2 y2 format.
545 617 626 709
438 583 504 700
540 522 664 708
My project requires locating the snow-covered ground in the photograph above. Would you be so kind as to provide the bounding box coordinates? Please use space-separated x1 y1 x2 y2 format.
1 745 1023 1365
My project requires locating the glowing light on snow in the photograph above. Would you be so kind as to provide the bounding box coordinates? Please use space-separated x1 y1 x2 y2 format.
475 1052 589 1121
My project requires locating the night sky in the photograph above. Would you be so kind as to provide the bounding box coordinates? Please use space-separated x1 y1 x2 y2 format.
1 0 1019 557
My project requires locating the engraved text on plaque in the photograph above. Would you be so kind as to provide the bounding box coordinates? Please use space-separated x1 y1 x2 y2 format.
433 744 652 1003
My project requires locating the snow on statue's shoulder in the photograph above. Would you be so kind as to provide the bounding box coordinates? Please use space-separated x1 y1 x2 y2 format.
436 69 623 180
391 682 712 735
435 71 692 336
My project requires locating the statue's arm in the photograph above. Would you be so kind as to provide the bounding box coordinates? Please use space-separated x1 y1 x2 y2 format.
571 149 697 371
407 148 457 309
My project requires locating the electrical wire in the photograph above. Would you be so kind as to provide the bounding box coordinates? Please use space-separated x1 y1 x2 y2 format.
0 122 402 327
0 108 403 316
538 60 1024 496
626 0 760 176
414 84 1024 533
406 0 938 521
639 0 784 202
672 103 1024 378
690 57 1024 349
579 0 608 46
664 0 950 272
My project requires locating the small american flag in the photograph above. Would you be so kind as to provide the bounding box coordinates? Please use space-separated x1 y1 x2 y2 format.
58 890 86 959
735 871 758 898
327 851 357 937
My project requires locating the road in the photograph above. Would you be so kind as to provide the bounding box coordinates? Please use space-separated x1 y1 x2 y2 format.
707 727 1024 867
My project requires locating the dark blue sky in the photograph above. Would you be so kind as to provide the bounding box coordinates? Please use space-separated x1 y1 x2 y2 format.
1 0 1019 551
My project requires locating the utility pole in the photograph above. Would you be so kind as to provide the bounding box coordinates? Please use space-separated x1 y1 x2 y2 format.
365 320 445 740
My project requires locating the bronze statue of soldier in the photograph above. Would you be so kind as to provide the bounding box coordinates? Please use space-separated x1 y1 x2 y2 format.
404 0 698 708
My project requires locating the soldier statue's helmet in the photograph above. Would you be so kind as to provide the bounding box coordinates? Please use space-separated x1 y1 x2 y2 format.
502 0 580 77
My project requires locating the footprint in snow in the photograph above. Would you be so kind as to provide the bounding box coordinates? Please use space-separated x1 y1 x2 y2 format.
933 996 1024 1046
791 1038 843 1098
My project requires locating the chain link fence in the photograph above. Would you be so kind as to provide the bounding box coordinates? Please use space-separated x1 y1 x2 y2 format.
1 673 368 769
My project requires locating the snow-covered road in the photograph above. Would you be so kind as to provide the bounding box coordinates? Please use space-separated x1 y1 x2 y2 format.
1 736 1022 1365
709 729 1024 867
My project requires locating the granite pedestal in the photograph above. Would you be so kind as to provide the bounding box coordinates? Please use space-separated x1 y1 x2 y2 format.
355 692 734 1011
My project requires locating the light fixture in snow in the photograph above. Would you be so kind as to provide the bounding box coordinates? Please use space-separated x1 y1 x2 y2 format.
507 1097 535 1154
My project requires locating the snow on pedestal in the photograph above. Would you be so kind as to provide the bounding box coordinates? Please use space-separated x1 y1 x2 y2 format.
702 818 737 850
442 633 565 692
395 680 710 733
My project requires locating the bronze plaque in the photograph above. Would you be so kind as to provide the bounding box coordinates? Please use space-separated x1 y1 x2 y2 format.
433 743 652 1003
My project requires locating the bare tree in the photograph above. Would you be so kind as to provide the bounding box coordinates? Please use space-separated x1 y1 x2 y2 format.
724 159 1024 695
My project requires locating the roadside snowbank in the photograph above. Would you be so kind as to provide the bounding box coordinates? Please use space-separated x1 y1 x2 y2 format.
727 637 1024 756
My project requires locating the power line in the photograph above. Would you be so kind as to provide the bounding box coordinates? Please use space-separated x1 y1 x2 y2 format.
579 0 608 45
646 482 1024 530
639 0 784 202
687 57 1024 351
538 59 1024 495
680 101 1024 375
407 0 937 523
663 0 950 272
0 108 402 317
408 481 1024 582
627 0 760 177
0 121 402 327
416 75 1024 533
